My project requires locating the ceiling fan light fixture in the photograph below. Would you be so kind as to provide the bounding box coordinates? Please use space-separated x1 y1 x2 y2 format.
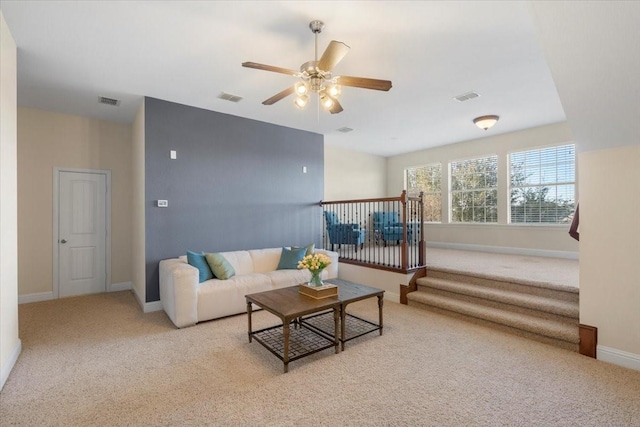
320 93 335 110
294 81 309 96
473 115 499 130
326 84 341 98
294 95 309 109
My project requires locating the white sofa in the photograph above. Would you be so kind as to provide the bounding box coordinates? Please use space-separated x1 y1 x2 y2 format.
159 247 339 328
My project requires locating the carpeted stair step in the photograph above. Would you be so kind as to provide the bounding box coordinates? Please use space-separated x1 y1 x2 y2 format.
416 277 579 319
407 291 579 344
426 269 579 303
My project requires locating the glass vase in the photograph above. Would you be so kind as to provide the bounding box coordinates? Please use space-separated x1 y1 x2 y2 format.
308 270 324 287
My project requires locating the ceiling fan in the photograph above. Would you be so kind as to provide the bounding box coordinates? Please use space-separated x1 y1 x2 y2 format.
242 20 392 114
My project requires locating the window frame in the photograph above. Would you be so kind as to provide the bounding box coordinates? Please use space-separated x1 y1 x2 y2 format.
449 154 499 224
508 143 576 225
404 162 442 223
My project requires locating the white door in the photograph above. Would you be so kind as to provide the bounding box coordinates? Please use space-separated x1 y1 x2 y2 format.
58 171 107 297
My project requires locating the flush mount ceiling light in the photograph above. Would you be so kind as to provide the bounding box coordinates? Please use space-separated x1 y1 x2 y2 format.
473 115 499 130
242 20 392 114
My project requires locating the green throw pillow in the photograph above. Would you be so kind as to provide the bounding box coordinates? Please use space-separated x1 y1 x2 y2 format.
292 243 315 257
187 250 214 283
277 247 307 270
205 253 236 280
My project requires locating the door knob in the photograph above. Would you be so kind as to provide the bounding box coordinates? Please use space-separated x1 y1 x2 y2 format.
60 239 67 244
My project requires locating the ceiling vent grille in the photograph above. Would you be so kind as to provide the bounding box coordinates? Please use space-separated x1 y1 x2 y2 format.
98 96 120 106
218 92 243 103
337 127 354 133
453 91 480 102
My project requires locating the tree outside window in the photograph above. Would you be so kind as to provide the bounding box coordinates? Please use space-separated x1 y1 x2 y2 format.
406 163 441 222
510 144 575 224
450 156 498 223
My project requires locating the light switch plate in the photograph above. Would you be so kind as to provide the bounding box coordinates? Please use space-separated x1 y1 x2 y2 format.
170 150 177 160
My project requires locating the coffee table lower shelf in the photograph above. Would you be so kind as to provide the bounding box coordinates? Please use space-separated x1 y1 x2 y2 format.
301 311 381 345
251 323 337 365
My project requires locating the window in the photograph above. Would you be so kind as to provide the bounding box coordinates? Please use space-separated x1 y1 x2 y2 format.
450 156 498 223
406 163 441 222
509 144 575 224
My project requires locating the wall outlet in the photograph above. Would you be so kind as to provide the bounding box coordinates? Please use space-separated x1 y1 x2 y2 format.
157 200 168 207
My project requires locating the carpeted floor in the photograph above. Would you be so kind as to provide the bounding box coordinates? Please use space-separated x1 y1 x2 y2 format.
2 290 638 426
423 247 579 290
335 245 579 290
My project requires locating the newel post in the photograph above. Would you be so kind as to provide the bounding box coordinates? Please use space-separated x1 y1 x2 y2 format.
400 190 409 270
418 191 425 267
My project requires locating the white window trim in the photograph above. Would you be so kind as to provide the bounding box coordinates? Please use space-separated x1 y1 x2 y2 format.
449 154 499 224
507 143 576 225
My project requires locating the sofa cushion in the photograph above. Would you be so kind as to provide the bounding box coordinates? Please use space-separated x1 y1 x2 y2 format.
197 273 271 322
265 269 311 289
249 248 284 273
205 253 236 280
276 247 307 270
186 251 213 283
217 250 254 276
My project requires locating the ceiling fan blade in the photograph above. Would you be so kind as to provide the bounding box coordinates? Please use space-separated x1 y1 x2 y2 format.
338 75 392 91
329 98 343 114
317 41 350 72
242 62 299 76
262 86 296 105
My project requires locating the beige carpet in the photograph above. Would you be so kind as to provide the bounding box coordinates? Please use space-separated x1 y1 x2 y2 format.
334 245 578 290
2 291 639 426
423 247 579 290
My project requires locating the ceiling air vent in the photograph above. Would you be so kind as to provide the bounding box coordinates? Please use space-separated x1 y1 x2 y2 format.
217 92 243 103
98 96 120 106
337 127 354 133
453 91 480 102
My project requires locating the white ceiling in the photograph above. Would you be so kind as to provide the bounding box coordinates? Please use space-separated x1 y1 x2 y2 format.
1 1 568 157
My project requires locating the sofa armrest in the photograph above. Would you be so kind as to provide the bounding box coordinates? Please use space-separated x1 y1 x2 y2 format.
159 258 199 328
316 249 339 279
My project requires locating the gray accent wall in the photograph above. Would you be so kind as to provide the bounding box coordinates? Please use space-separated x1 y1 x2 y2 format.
144 97 324 302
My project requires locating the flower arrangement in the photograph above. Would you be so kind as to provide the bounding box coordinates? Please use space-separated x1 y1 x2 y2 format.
297 253 332 287
297 253 331 273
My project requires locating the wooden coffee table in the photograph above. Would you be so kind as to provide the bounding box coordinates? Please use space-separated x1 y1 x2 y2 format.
246 286 340 373
300 279 384 350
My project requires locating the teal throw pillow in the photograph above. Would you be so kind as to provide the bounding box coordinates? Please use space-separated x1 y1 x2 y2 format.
277 247 307 270
187 250 214 283
292 243 315 257
205 253 236 280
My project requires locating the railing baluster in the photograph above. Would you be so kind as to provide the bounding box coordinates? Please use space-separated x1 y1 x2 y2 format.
320 193 425 273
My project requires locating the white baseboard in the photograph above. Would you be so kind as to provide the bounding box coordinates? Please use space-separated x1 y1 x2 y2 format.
385 291 400 304
18 291 54 304
1 339 21 391
597 346 640 371
109 281 132 292
144 300 163 313
426 241 579 260
20 282 132 304
131 285 163 313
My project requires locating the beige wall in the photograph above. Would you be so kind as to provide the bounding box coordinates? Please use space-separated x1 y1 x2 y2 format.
17 108 133 296
0 11 21 390
324 146 386 200
386 122 579 255
579 145 640 356
131 102 145 305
